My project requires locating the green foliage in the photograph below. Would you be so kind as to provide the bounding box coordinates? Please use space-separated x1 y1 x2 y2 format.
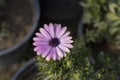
80 0 120 52
93 52 120 80
80 0 109 43
106 3 120 51
36 38 93 80
35 38 120 80
80 0 108 24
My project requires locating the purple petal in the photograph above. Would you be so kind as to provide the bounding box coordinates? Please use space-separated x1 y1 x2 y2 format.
61 36 72 41
58 45 70 53
52 48 57 60
57 27 67 38
55 24 61 37
61 40 73 44
46 48 53 61
33 37 48 42
36 51 42 55
33 37 41 41
39 28 51 39
63 52 66 57
44 24 53 37
60 31 70 39
43 24 49 29
34 46 46 53
35 33 42 37
57 56 61 61
62 44 73 48
34 47 41 52
56 47 64 58
35 33 49 41
42 46 52 58
33 42 48 46
49 23 55 38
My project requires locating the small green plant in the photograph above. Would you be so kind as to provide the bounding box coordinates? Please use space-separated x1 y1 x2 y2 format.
106 3 120 52
80 0 120 53
35 38 120 80
36 38 93 80
80 0 109 43
93 52 120 80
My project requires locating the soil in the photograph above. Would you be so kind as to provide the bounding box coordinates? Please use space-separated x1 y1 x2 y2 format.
0 0 33 51
0 61 32 80
0 63 24 80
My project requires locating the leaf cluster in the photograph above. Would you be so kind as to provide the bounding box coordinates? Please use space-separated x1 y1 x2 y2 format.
80 0 120 51
36 38 120 80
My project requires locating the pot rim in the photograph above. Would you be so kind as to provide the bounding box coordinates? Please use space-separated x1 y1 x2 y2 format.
0 0 40 56
12 58 37 80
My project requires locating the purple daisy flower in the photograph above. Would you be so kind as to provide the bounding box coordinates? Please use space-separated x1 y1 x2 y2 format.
33 23 73 61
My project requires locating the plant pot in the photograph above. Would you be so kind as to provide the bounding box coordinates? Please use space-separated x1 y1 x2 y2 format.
40 0 82 21
12 58 53 80
12 58 38 80
0 0 40 67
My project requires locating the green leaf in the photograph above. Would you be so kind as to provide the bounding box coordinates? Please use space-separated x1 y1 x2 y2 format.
111 20 120 26
109 3 117 13
106 12 119 21
83 13 93 23
109 26 120 35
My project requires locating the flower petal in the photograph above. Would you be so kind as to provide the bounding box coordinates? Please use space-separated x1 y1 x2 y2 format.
46 48 53 61
42 46 52 58
55 24 62 37
49 23 55 38
33 42 48 46
63 52 66 57
35 33 42 37
36 51 41 55
57 56 61 61
60 31 70 39
39 28 51 39
62 44 73 48
33 37 41 41
44 24 53 37
61 40 74 44
34 46 46 54
57 26 67 38
52 48 57 60
34 47 41 52
56 47 64 58
33 37 48 42
61 36 72 41
58 45 70 53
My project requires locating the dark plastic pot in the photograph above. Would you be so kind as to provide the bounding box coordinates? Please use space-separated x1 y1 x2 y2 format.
0 0 40 67
12 58 38 80
40 0 82 21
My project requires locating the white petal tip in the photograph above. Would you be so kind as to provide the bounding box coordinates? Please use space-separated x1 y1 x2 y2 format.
36 52 41 55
